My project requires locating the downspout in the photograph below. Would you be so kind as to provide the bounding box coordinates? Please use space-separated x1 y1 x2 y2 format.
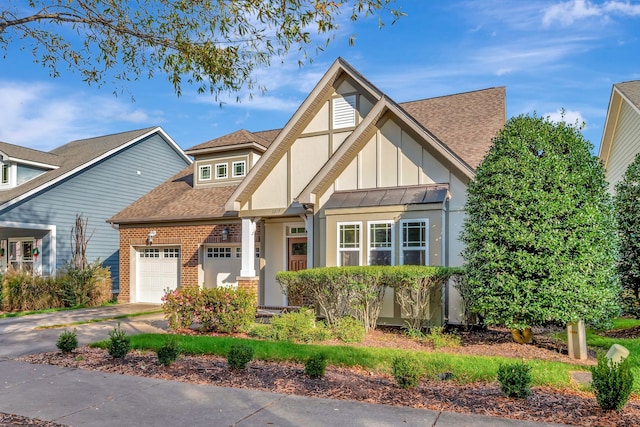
442 193 451 325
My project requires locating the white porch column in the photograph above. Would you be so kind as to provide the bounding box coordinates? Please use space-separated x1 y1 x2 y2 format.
302 214 314 269
240 217 257 277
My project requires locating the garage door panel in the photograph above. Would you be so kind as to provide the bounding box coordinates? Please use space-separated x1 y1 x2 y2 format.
137 247 180 303
204 246 242 289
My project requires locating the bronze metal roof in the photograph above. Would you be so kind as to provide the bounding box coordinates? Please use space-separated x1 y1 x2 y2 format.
324 184 449 210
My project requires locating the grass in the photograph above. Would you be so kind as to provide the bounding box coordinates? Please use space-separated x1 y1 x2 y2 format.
90 332 583 389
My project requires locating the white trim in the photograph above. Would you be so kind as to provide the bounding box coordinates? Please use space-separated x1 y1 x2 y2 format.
199 164 212 181
399 218 429 266
0 127 191 211
367 220 395 266
337 221 362 266
232 160 246 178
215 162 228 180
3 158 59 170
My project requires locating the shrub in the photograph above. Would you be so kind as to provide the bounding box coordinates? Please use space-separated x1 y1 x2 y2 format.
247 324 274 340
156 336 181 367
227 344 254 370
391 355 421 389
162 287 257 333
269 308 330 343
1 270 62 311
305 354 327 379
426 327 461 349
107 323 130 358
57 261 112 308
162 287 199 330
591 352 634 411
56 329 78 353
496 362 532 398
333 316 365 343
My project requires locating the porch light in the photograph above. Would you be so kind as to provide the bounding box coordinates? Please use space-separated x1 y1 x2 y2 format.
221 227 229 241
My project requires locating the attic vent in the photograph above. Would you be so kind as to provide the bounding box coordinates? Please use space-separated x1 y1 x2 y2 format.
332 95 357 129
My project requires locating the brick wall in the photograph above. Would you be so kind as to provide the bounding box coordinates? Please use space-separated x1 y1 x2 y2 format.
118 221 259 303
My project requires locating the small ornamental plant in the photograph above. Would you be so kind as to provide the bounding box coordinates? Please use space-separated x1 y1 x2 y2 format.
56 329 78 353
157 336 181 367
496 362 532 398
227 344 254 370
391 355 421 389
107 323 131 358
305 354 327 379
591 352 634 411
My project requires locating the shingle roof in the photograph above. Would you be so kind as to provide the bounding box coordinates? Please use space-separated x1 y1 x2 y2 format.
615 81 640 110
185 129 279 155
0 142 60 167
399 87 505 169
0 127 158 206
108 166 237 223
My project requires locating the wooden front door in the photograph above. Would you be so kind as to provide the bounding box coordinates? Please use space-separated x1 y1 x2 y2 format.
288 238 307 271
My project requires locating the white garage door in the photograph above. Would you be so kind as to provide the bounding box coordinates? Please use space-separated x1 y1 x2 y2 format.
204 246 242 288
137 247 180 303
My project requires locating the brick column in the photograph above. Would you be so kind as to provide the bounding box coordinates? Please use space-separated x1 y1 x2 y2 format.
236 276 259 303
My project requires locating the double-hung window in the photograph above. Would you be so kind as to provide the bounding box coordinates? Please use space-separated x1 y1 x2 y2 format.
215 163 228 179
400 219 429 265
1 164 9 184
337 222 361 266
232 160 246 178
368 221 393 265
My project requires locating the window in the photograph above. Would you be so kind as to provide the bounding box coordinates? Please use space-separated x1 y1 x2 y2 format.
1 164 8 184
8 239 34 273
164 248 180 258
207 247 231 258
215 163 228 179
338 222 361 266
332 94 357 129
401 220 428 265
368 221 393 266
232 161 246 178
199 165 212 181
140 248 160 258
236 247 260 258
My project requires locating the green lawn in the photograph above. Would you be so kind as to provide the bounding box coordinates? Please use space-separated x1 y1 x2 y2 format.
93 332 585 389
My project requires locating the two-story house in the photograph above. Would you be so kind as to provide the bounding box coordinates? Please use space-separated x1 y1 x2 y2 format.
109 58 505 324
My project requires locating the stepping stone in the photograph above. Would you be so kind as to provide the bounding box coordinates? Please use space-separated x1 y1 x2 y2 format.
570 371 592 385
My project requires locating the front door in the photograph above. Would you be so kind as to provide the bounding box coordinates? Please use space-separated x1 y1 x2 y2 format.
288 238 307 271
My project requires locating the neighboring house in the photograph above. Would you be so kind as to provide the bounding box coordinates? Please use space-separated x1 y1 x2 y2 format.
599 80 640 192
0 127 192 292
109 58 505 325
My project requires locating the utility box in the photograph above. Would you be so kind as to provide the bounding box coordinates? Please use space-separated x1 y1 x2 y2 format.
606 344 630 365
567 321 588 360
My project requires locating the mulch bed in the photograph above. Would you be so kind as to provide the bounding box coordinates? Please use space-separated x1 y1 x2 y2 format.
13 326 640 427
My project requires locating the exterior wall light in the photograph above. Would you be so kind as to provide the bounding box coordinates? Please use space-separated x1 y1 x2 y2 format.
221 227 229 241
147 230 157 244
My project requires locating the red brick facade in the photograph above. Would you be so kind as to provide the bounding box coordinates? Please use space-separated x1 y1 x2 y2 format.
118 221 259 303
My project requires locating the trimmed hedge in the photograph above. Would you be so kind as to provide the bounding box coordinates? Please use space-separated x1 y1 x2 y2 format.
162 286 257 333
277 265 463 330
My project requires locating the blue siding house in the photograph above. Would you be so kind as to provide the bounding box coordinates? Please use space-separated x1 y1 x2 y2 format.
0 127 192 292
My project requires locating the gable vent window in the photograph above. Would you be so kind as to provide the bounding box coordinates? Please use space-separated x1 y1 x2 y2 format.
332 95 357 129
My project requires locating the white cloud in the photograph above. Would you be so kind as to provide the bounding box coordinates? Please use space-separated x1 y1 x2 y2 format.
543 0 640 27
0 80 163 151
545 109 586 128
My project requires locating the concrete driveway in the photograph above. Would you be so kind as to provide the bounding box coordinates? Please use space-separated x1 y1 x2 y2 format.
0 303 167 359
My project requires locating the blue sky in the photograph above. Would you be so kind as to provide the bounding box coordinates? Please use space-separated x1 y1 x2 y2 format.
2 0 640 154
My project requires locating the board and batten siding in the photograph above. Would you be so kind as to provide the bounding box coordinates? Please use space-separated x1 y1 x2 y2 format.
0 133 190 291
606 101 640 190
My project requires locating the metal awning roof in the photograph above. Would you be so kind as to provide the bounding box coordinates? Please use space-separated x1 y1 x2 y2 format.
324 184 449 209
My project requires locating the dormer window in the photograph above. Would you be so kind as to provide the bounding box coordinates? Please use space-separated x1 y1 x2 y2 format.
215 163 228 179
1 164 8 184
199 165 212 181
333 94 357 129
232 160 246 178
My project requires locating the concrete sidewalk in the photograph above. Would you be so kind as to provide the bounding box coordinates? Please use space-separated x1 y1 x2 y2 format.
0 360 568 427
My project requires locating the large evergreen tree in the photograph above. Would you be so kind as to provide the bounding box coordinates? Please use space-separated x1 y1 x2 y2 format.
614 152 640 317
460 114 619 343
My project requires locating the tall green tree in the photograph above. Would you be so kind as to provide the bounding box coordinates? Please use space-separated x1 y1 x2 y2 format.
460 114 620 343
0 0 402 97
614 152 640 317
